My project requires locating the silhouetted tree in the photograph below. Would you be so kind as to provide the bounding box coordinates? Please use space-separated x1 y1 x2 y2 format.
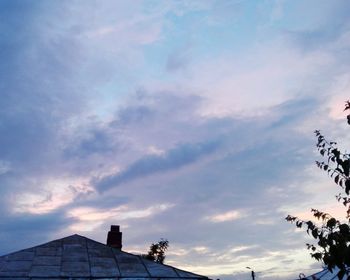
144 238 169 264
286 101 350 279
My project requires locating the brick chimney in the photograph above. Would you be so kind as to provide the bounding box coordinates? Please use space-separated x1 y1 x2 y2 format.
106 225 122 249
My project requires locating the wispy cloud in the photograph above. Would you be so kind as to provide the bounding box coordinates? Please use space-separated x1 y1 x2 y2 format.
205 210 244 223
68 203 174 232
93 140 221 192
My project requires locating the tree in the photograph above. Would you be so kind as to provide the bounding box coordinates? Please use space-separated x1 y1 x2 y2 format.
286 101 350 280
144 238 169 264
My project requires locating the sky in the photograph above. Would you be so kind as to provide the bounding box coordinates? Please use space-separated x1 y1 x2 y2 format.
1 0 350 279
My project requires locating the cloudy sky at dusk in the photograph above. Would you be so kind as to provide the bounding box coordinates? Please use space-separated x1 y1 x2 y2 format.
1 1 350 279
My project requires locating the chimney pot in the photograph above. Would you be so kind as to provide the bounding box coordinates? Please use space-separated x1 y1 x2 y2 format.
107 225 122 249
111 225 120 232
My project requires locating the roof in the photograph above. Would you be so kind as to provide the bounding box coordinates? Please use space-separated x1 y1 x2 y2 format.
0 234 210 279
301 268 348 280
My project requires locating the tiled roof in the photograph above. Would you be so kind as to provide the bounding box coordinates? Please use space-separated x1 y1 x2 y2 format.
302 268 348 280
0 234 209 279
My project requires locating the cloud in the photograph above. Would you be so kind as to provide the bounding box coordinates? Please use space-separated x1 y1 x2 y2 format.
1 1 350 279
166 45 192 72
205 210 244 223
94 140 221 192
64 126 119 159
112 96 329 277
68 203 174 232
0 208 74 255
12 179 94 215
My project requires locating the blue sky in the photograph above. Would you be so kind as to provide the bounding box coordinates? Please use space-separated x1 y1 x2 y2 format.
1 0 350 279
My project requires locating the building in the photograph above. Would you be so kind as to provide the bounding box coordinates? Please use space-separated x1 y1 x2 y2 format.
300 267 348 280
0 225 210 280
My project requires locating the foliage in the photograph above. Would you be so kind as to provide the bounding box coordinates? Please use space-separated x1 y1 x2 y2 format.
286 102 350 280
144 238 169 264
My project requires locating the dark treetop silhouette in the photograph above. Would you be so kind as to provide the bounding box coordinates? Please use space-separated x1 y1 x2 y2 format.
286 101 350 280
144 238 169 264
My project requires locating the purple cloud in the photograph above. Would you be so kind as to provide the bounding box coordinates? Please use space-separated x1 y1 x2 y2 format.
94 140 221 192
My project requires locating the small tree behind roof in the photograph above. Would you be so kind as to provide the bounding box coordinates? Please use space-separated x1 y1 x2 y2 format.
144 238 169 264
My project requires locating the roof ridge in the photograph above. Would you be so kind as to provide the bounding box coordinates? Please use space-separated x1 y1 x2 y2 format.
0 234 80 257
0 234 209 279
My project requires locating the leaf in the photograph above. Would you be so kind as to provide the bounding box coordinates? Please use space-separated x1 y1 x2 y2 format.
326 218 337 229
335 175 340 184
337 269 345 280
339 224 349 235
311 252 322 261
344 100 350 111
306 221 314 229
342 160 350 176
345 180 350 195
328 264 333 273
